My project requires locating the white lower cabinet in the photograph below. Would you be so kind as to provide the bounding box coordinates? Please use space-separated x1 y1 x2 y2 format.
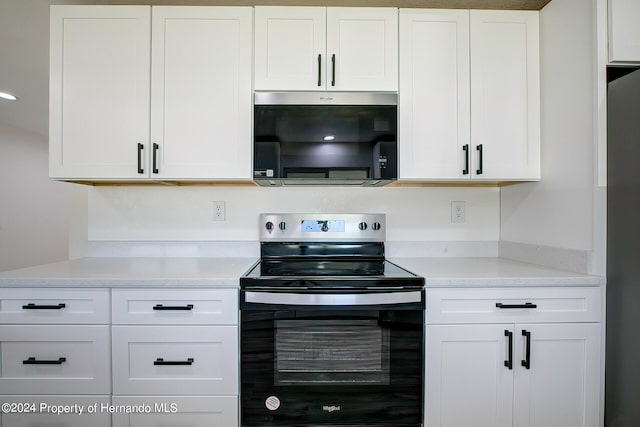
111 396 237 427
112 326 238 395
425 287 601 427
111 288 239 427
0 396 111 427
0 288 112 427
0 325 110 395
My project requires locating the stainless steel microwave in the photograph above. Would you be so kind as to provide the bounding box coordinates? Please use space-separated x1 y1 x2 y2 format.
253 92 397 186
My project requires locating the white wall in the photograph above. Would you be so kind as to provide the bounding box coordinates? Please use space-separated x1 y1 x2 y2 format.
500 0 600 265
87 185 500 245
0 123 84 271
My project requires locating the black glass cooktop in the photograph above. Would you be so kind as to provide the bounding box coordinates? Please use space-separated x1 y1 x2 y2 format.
240 241 424 290
241 259 423 289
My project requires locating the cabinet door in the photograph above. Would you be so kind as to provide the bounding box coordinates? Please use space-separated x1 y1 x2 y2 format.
0 325 110 395
426 324 513 427
112 396 237 427
49 6 151 179
150 7 252 179
470 10 540 180
513 323 601 427
0 396 111 427
254 6 326 91
327 8 398 91
399 9 470 180
112 326 238 395
609 0 640 62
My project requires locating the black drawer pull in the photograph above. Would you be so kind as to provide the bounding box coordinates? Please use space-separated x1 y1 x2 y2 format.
462 144 470 175
154 358 194 366
22 303 66 310
504 330 513 370
23 357 66 365
476 144 484 175
152 143 159 174
521 330 531 370
153 304 194 311
331 54 336 87
137 143 144 174
495 302 537 309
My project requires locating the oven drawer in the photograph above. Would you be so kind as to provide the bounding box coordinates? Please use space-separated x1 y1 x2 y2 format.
0 288 110 324
112 289 237 325
0 395 111 427
0 325 110 394
425 287 601 324
111 396 237 427
112 326 238 395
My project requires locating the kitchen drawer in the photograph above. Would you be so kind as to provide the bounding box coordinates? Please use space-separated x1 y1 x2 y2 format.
112 326 238 395
112 288 237 325
425 287 601 324
0 288 110 324
0 325 110 394
111 396 237 427
0 395 110 427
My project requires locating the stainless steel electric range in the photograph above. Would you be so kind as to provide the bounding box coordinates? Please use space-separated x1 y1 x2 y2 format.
240 214 425 427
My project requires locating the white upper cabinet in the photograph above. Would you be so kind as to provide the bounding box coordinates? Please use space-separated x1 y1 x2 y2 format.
326 8 398 91
49 6 151 179
255 6 398 91
399 9 470 180
609 0 640 62
254 7 326 91
399 9 540 182
150 7 252 180
50 5 252 181
470 10 540 181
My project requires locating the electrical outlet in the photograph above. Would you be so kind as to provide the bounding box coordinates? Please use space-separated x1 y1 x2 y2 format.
213 201 225 221
451 201 466 223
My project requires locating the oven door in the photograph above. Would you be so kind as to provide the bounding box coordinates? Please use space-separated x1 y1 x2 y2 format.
240 290 424 427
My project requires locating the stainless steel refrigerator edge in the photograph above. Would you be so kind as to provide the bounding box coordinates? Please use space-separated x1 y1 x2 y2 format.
606 66 640 427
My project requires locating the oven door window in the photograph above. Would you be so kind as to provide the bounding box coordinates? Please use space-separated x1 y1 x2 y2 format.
275 319 389 385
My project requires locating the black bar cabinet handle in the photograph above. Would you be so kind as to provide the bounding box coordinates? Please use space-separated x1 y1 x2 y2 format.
521 330 531 370
496 302 538 309
331 54 336 87
462 144 470 175
23 357 66 365
504 330 513 370
22 303 66 310
154 358 194 366
476 144 483 175
152 143 159 174
317 54 322 87
153 304 194 311
137 143 144 174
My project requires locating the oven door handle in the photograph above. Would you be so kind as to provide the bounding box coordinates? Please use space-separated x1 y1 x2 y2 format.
244 291 423 306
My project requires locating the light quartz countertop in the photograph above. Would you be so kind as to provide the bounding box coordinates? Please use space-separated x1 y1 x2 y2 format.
0 256 602 288
390 257 602 287
0 257 257 288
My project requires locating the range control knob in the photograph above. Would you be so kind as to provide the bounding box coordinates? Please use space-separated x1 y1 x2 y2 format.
279 221 287 231
321 223 329 232
358 222 368 231
265 221 274 231
371 222 381 231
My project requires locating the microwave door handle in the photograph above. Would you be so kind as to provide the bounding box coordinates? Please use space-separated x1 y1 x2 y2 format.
244 291 422 306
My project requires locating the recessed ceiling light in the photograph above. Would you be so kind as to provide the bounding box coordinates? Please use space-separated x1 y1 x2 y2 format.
323 135 335 141
0 92 18 101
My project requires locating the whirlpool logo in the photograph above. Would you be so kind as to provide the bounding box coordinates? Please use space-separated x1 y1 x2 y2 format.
322 405 341 413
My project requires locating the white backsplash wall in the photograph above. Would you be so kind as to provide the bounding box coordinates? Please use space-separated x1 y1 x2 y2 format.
88 186 499 244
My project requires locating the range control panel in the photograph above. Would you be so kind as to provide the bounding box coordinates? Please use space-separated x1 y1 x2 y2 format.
260 214 386 242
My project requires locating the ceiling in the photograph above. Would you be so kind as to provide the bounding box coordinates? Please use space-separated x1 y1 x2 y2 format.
0 0 552 138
